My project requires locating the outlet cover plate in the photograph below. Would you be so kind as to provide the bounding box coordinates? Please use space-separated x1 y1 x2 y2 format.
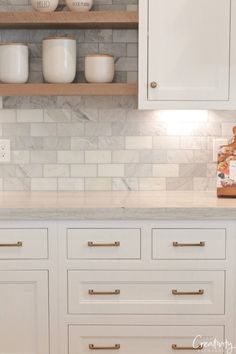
0 139 10 163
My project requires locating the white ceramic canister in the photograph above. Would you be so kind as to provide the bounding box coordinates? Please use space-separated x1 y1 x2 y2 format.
42 37 77 83
30 0 59 12
0 43 29 84
66 0 93 12
85 54 115 83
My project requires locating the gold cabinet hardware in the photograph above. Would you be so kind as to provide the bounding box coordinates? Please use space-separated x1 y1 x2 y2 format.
173 241 205 247
89 289 120 295
88 241 120 247
150 81 158 88
172 289 204 296
89 344 120 350
172 344 204 351
0 241 23 247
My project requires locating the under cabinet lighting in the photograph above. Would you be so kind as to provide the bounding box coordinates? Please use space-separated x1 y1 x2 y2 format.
158 110 208 135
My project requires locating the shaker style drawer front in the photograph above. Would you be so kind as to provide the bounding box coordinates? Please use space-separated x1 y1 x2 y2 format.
0 229 48 259
67 229 141 260
69 325 224 354
152 228 226 260
68 270 224 315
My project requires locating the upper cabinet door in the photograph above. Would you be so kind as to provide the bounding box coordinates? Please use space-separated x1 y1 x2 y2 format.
139 0 236 109
148 0 230 101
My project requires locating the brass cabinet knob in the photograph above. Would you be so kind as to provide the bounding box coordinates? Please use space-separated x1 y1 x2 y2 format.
150 81 158 88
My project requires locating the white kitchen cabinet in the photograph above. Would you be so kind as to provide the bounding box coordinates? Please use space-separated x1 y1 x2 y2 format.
139 0 236 109
0 271 49 354
0 220 235 354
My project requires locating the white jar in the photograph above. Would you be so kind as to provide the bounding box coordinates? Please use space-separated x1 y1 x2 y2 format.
0 43 29 84
66 0 93 12
43 37 77 84
85 54 115 83
30 0 59 12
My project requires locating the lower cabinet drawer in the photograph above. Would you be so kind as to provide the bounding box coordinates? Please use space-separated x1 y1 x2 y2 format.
152 228 226 260
68 270 225 315
67 228 141 260
69 325 224 354
0 228 48 259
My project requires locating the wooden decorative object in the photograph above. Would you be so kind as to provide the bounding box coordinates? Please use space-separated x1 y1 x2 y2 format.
217 126 236 197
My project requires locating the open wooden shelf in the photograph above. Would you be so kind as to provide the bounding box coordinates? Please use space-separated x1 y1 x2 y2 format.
0 83 138 96
0 11 138 29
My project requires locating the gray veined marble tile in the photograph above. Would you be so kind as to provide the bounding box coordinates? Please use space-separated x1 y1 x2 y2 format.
179 164 207 178
17 109 44 123
98 136 125 150
144 150 168 165
85 123 112 136
166 177 193 191
193 177 216 191
71 137 98 151
85 29 113 43
139 178 166 191
44 164 70 178
0 166 16 178
71 164 97 177
3 178 30 191
112 177 139 191
112 150 139 163
44 109 71 123
125 164 153 177
43 137 71 151
58 178 84 191
16 164 43 178
72 109 99 122
57 123 84 137
98 109 126 122
31 151 57 164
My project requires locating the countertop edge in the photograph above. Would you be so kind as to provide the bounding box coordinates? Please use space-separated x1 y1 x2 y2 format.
0 207 235 220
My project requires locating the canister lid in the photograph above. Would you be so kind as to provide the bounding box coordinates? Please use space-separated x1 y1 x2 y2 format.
85 53 114 58
0 42 28 46
43 36 76 41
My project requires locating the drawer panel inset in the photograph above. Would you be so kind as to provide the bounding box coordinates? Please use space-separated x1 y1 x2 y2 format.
68 270 225 315
0 229 48 259
152 228 226 260
69 325 224 354
67 229 141 260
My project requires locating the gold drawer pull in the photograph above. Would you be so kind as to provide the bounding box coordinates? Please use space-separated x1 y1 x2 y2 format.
89 289 120 295
172 289 204 296
173 241 205 247
89 344 120 350
88 241 120 247
0 241 23 248
172 344 204 351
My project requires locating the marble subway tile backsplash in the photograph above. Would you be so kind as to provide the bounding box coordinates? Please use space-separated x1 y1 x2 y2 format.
0 106 234 191
0 0 234 191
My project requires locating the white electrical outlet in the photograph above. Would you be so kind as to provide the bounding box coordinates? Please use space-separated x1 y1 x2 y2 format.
0 139 10 163
213 138 228 162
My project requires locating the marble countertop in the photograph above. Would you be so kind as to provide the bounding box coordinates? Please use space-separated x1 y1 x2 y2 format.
0 191 235 220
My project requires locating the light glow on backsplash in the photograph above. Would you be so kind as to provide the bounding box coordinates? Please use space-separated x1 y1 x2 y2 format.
159 110 208 135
